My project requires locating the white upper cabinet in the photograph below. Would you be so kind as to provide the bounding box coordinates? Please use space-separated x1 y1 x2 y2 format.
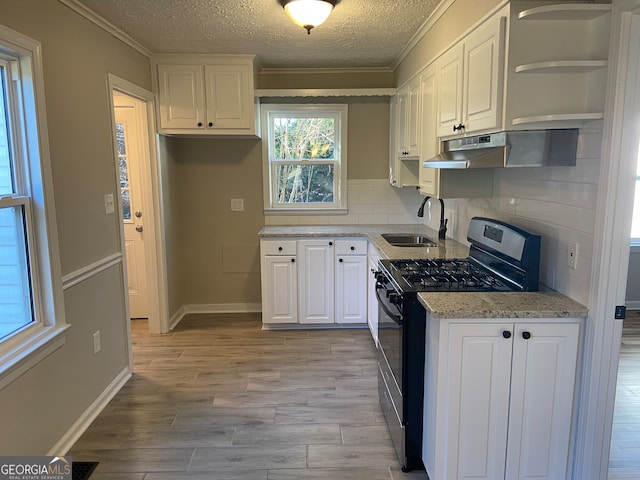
436 43 464 137
437 14 505 138
154 55 256 136
462 15 506 134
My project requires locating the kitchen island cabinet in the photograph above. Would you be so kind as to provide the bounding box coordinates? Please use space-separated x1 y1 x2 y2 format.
419 292 587 480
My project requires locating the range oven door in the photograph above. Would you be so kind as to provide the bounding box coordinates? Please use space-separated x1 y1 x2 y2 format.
376 280 404 464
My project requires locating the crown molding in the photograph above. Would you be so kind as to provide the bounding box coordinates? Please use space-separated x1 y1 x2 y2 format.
57 0 153 58
392 0 456 70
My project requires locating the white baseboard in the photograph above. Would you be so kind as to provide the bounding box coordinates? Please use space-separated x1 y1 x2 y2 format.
170 303 262 330
625 301 640 310
51 367 131 456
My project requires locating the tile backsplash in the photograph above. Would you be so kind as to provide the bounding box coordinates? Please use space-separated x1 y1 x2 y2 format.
264 179 425 226
265 123 602 306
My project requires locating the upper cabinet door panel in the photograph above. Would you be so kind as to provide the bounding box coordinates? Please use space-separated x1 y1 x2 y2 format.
436 44 464 137
204 64 252 130
463 16 506 133
158 64 205 129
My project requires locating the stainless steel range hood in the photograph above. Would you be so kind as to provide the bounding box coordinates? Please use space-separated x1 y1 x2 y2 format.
423 129 578 169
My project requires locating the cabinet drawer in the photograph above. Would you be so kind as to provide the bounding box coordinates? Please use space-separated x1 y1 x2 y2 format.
335 239 368 255
262 240 297 256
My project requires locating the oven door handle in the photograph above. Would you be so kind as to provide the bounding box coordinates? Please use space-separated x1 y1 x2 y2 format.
375 287 403 325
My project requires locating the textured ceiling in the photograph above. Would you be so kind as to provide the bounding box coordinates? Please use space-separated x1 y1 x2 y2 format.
72 0 444 68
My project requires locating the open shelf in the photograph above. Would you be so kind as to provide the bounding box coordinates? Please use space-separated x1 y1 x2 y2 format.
518 4 612 21
515 60 607 74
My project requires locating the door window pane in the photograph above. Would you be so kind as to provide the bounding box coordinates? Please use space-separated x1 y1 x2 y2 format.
116 122 131 220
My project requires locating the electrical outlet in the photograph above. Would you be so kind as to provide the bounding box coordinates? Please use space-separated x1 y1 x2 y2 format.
93 331 101 354
230 198 244 212
104 194 115 214
568 242 578 269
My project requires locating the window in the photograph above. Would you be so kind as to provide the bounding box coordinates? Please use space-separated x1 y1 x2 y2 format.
261 104 348 213
631 139 640 243
0 26 66 386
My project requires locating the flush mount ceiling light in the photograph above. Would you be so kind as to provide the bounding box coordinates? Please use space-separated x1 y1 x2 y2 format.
280 0 337 35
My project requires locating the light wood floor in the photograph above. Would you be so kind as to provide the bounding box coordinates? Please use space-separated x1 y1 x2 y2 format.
608 313 640 480
68 314 424 480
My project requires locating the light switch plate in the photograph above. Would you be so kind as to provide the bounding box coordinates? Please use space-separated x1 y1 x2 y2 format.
230 198 244 212
104 194 115 214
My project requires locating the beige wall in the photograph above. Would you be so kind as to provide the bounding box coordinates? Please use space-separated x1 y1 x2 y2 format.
169 98 391 307
257 69 394 89
395 0 503 86
0 0 151 454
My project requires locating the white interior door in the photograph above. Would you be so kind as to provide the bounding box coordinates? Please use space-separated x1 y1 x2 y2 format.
114 95 148 319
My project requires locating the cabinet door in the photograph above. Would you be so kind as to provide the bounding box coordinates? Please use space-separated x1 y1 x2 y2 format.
419 64 439 197
436 43 464 137
367 253 380 345
445 323 513 480
506 323 580 480
204 64 253 131
388 94 399 187
396 87 409 157
157 64 205 130
463 16 506 133
262 255 297 324
406 76 422 158
298 240 335 324
335 255 367 324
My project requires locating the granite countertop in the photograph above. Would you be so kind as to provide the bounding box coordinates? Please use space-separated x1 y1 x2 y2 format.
418 291 588 319
258 224 470 260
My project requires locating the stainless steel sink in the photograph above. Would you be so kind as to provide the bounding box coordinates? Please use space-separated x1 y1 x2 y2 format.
381 233 438 247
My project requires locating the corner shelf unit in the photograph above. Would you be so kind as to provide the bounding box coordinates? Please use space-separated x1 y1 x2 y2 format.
517 3 612 21
507 3 612 128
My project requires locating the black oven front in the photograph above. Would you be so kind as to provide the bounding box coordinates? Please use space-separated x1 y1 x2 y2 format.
375 266 426 473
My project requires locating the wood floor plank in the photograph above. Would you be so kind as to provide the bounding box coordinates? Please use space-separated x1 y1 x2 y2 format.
69 314 405 479
190 446 307 471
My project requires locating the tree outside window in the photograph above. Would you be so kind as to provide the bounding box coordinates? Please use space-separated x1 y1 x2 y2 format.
262 105 347 213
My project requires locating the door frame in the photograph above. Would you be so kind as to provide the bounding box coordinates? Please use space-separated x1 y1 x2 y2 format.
107 74 169 338
573 2 640 478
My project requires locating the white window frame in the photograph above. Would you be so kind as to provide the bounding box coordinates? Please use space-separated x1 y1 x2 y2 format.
0 25 67 390
261 104 348 214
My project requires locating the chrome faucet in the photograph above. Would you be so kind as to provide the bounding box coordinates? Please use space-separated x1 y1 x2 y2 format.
417 196 448 240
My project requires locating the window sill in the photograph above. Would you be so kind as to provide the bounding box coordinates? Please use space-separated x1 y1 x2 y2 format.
265 208 348 216
0 324 70 391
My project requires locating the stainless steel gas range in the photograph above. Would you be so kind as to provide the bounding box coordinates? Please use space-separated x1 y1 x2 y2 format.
375 217 541 472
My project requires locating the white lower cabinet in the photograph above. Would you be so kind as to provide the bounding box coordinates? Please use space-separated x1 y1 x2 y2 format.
298 239 335 325
423 318 581 480
335 253 367 325
260 240 297 324
261 237 368 327
367 244 381 345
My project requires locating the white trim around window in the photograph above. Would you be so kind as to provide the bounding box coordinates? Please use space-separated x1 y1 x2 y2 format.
261 104 348 214
0 24 67 390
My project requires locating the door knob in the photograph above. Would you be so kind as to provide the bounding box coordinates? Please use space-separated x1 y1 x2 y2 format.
135 210 142 218
135 225 143 232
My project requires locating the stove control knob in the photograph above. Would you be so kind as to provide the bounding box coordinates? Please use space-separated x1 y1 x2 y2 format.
388 292 400 305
